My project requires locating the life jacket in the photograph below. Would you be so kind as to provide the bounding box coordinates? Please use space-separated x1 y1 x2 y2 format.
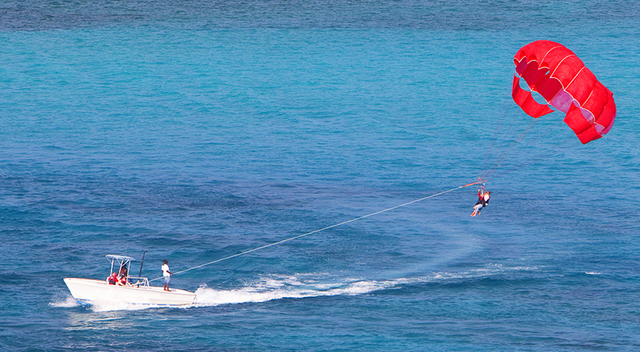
476 190 490 206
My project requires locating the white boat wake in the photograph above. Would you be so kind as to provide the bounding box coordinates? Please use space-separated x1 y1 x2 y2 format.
194 275 394 307
50 296 81 308
193 264 539 307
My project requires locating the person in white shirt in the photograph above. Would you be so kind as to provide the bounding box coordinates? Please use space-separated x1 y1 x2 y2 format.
162 259 173 291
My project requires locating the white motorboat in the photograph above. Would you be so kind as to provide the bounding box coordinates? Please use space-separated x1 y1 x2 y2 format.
64 254 196 307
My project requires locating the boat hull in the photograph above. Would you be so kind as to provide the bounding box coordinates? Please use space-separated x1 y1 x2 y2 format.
64 278 196 307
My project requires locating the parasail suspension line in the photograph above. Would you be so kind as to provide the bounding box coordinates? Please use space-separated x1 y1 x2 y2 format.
150 181 481 281
481 118 538 181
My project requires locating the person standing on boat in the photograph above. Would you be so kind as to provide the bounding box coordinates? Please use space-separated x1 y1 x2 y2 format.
162 259 173 292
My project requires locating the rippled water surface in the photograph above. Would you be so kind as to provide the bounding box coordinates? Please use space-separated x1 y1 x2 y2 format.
1 1 639 351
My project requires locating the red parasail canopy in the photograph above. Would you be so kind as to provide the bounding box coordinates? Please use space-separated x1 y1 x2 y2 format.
512 40 616 144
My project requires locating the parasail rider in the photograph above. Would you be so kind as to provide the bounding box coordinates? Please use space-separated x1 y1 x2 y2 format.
471 187 491 217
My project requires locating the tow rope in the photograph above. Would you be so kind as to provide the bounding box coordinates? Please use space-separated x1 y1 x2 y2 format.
150 181 481 282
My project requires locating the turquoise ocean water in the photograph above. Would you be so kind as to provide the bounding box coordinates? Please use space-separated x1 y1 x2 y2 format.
1 1 639 350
